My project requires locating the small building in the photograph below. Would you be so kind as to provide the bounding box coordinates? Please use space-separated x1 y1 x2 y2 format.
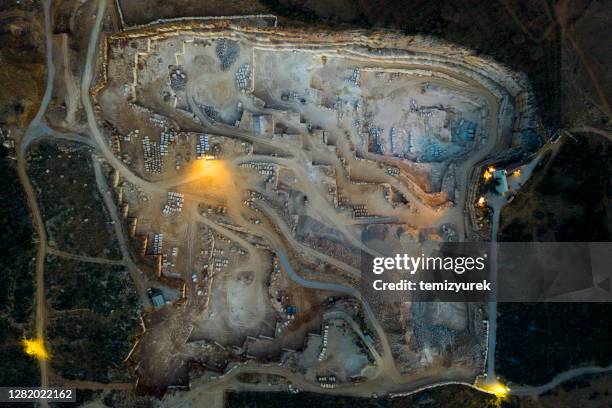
286 306 297 316
253 114 274 135
151 294 165 308
148 288 166 308
494 170 508 194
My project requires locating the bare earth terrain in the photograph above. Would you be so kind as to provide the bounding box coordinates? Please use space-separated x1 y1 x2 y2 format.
1 0 611 407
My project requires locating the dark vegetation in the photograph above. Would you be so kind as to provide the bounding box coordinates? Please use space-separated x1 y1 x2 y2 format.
45 256 140 383
0 6 44 395
531 137 611 242
1 0 607 403
0 145 39 389
0 148 35 324
260 0 321 23
116 0 271 26
498 134 612 385
497 303 612 385
102 390 159 407
501 134 611 242
0 3 46 128
27 141 121 258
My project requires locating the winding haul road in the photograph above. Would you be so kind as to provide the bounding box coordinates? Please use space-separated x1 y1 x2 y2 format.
91 155 153 308
16 0 612 401
486 205 501 381
18 0 55 402
510 364 612 396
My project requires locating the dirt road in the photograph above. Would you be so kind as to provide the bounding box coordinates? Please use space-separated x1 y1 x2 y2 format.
17 0 55 400
92 155 153 308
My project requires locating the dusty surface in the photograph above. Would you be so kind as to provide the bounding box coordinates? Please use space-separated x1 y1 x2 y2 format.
87 19 538 396
7 0 610 404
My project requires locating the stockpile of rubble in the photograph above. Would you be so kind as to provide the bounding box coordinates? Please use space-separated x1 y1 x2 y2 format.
160 128 177 156
196 134 210 159
142 135 162 173
169 66 187 91
215 38 239 71
234 63 251 91
162 191 184 216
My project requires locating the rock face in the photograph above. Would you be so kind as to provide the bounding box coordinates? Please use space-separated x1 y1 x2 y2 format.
96 22 538 143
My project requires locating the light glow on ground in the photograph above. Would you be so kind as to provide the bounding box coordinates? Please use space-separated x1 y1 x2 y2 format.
21 338 49 361
477 379 510 401
186 159 233 193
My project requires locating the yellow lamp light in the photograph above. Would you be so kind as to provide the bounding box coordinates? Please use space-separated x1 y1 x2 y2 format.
21 338 49 361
